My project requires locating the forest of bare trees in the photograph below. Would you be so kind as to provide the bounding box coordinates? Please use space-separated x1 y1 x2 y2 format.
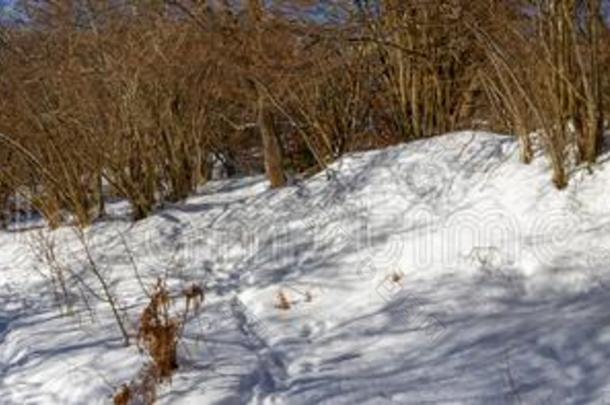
0 0 608 228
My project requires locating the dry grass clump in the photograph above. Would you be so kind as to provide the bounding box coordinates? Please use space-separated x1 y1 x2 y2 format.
113 384 132 405
114 279 203 404
137 279 180 380
275 290 292 311
391 271 404 284
113 365 157 405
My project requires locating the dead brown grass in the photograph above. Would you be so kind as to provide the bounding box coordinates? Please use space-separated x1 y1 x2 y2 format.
137 279 180 380
275 290 291 311
115 278 202 404
113 364 158 405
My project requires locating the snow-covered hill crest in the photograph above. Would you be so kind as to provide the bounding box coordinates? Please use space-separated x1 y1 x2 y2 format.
2 131 610 404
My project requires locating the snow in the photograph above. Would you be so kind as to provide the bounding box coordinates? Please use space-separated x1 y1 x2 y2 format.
1 131 610 404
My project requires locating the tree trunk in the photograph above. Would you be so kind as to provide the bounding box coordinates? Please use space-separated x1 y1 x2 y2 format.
258 89 286 188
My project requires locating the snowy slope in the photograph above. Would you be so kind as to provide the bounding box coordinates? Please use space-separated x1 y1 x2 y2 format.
1 131 610 404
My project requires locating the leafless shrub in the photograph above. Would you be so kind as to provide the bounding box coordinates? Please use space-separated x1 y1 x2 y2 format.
0 0 607 226
473 0 607 188
183 283 204 315
28 230 75 314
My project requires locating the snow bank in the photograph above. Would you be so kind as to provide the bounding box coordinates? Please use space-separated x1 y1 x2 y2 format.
1 131 610 404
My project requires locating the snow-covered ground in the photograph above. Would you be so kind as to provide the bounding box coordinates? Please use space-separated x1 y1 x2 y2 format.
2 131 610 404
